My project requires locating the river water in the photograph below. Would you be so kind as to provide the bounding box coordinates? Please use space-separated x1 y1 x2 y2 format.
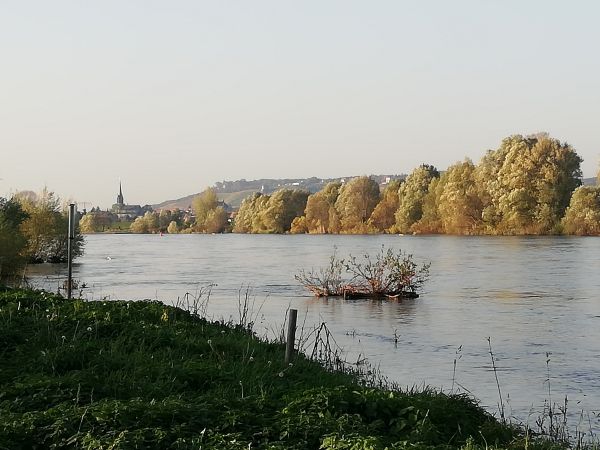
27 234 600 431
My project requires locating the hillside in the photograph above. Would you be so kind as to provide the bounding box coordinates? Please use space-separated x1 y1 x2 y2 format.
582 176 597 186
153 175 406 210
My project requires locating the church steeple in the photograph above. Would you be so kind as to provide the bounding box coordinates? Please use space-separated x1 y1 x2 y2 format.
117 182 124 205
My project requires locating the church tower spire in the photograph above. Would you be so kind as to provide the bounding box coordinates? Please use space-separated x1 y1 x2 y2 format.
117 182 124 205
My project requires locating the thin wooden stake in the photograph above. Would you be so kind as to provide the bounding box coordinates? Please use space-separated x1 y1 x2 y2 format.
67 203 75 299
285 308 298 364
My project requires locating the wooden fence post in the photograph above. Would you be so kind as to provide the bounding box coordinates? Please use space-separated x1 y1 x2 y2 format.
67 203 75 299
285 309 298 364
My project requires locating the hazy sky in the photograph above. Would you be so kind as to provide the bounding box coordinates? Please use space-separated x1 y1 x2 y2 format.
1 1 599 209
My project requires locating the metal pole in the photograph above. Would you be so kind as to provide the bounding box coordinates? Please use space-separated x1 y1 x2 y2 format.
285 308 298 364
67 203 75 299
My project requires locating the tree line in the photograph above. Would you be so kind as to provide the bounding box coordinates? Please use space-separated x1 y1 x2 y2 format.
0 189 84 283
233 134 600 236
111 188 231 234
67 132 600 239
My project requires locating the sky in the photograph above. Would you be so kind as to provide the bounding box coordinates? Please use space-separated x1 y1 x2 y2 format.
1 1 599 209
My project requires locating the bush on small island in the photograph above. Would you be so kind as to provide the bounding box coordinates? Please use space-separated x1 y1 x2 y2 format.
0 288 575 449
296 246 430 299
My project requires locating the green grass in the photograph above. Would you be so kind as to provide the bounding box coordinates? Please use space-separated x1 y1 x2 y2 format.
105 221 133 232
0 288 569 449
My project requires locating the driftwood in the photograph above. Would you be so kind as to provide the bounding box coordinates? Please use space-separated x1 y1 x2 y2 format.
305 284 419 300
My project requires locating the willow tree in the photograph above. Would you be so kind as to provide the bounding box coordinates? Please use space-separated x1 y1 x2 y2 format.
167 221 179 234
259 189 309 234
16 189 84 263
130 212 155 233
477 134 582 234
335 176 380 233
304 181 342 233
412 177 443 234
561 186 600 235
193 188 228 233
436 159 483 234
233 190 308 234
394 165 439 233
79 213 101 233
233 193 263 233
368 179 402 233
158 210 172 230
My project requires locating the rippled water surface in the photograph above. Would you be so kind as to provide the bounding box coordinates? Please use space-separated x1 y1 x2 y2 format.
28 234 600 426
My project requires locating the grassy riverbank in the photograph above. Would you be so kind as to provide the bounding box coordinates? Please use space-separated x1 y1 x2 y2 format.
0 288 567 449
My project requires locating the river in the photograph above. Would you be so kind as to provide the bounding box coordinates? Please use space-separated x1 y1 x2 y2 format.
27 233 600 433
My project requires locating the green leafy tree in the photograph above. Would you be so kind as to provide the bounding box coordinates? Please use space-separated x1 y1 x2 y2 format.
561 186 600 235
290 216 308 234
233 193 264 233
395 165 439 233
304 182 342 234
412 177 443 234
167 220 179 234
143 211 160 232
233 190 308 233
164 209 185 232
193 188 228 233
476 134 582 234
204 207 229 233
16 189 84 263
79 213 101 233
192 188 217 228
259 189 309 234
335 176 380 233
130 215 149 233
129 211 164 233
435 159 483 234
158 210 172 231
368 179 402 232
0 197 28 282
303 182 341 234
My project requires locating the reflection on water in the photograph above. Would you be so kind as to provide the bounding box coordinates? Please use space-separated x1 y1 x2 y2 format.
27 234 600 429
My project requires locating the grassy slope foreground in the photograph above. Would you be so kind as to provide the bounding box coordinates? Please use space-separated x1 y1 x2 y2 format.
0 289 563 449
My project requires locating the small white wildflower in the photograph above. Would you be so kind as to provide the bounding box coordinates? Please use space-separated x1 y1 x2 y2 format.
267 360 272 365
86 326 92 332
207 339 212 345
278 372 284 378
249 357 254 362
61 335 66 341
288 363 293 367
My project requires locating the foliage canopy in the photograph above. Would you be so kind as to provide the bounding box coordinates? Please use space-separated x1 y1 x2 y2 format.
233 133 593 235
